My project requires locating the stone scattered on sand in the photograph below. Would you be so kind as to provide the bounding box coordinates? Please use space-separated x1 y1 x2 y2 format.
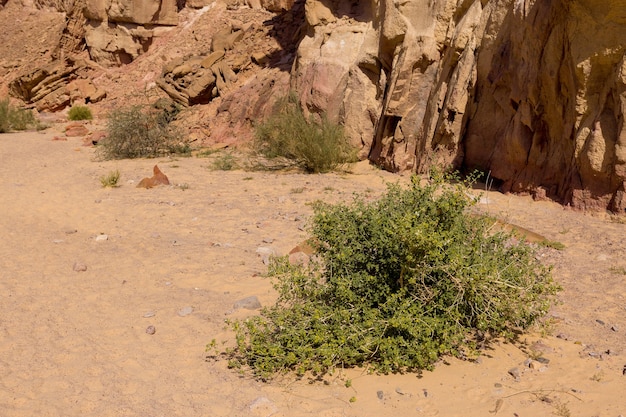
178 306 193 317
508 367 521 380
376 390 384 400
233 295 262 310
95 234 108 241
143 311 156 318
64 228 78 234
73 262 87 272
256 246 276 265
145 325 156 335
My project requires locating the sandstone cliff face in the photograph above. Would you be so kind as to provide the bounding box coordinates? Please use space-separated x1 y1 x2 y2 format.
292 0 626 211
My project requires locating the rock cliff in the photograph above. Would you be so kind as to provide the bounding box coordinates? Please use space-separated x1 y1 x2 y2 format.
293 0 626 211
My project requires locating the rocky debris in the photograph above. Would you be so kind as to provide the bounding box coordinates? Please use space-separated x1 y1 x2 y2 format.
72 262 87 272
145 325 156 335
508 367 521 380
156 2 303 109
233 295 262 310
157 25 252 106
9 57 105 111
137 165 170 189
255 246 276 265
95 234 108 241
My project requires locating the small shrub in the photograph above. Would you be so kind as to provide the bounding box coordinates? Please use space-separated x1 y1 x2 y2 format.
211 152 238 171
100 170 121 187
68 105 93 121
0 98 36 132
228 173 559 380
0 98 10 133
254 94 356 173
99 105 190 159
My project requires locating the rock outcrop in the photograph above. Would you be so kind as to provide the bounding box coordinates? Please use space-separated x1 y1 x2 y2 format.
291 0 626 212
9 57 106 110
84 0 179 66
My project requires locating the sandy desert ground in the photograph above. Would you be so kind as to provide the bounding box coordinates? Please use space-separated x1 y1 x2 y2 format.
1 127 625 417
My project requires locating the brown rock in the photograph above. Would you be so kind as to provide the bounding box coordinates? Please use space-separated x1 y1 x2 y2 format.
137 165 170 189
65 122 90 137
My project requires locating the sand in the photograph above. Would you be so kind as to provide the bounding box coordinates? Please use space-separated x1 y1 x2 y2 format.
1 129 625 416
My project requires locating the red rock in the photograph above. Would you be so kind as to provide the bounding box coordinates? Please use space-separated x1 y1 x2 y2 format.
137 165 170 189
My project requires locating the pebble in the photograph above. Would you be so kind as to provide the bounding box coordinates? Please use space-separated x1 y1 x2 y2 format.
177 306 193 317
262 238 274 243
145 325 156 335
508 367 521 380
72 262 87 272
596 319 605 325
233 296 262 310
376 390 384 400
256 246 277 265
536 357 550 364
395 387 408 396
143 311 156 318
95 234 108 242
64 228 78 234
52 239 64 244
611 325 619 332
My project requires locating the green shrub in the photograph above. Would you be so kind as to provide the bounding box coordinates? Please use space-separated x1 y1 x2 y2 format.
254 94 356 173
68 105 93 121
0 98 10 133
210 152 238 171
227 173 560 380
99 104 190 159
99 170 121 187
0 97 36 132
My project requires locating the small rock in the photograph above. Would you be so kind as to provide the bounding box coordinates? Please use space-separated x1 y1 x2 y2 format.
508 367 521 379
395 387 408 396
376 390 384 400
596 319 605 325
536 357 550 364
529 361 542 370
178 306 193 317
249 397 278 416
52 239 64 244
262 238 274 243
73 262 87 272
146 325 156 335
64 228 78 234
95 234 108 242
143 311 156 318
256 246 277 265
611 325 619 332
233 296 262 310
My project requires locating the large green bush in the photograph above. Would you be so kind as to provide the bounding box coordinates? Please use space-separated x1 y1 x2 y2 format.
99 104 189 159
227 174 559 379
254 95 356 173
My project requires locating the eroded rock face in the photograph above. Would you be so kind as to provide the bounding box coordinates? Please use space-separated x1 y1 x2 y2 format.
292 0 626 211
84 0 179 66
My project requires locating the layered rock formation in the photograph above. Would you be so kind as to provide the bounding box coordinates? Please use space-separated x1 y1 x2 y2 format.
292 0 626 211
83 0 179 66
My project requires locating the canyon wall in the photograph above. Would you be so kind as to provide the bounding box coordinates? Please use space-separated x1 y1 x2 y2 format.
292 0 626 211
